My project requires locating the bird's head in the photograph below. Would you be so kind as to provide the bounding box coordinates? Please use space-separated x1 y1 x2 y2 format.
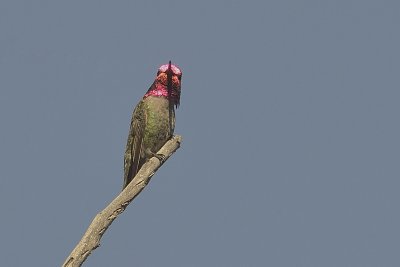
156 61 182 90
155 61 182 107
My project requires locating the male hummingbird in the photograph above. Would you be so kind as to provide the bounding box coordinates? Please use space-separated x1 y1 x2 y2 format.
123 61 182 189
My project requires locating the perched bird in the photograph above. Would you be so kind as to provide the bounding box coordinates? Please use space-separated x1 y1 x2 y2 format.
123 61 182 189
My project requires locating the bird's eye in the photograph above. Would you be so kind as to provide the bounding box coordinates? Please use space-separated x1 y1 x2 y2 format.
157 70 161 76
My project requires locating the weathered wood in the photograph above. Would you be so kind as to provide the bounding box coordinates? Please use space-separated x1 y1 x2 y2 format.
62 135 182 267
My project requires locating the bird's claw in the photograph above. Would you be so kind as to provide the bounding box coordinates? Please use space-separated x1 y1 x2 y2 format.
154 153 166 163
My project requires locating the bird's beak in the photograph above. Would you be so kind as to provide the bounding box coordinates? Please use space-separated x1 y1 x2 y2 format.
167 60 173 93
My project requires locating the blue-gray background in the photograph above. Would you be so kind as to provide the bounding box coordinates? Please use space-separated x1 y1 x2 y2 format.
1 1 399 266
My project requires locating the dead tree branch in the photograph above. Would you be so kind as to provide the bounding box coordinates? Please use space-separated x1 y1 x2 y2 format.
62 135 182 267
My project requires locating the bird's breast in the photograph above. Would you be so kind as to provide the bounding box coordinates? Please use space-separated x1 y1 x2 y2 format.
143 96 175 151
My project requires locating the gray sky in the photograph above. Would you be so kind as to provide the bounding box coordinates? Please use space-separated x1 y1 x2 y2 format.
1 1 399 266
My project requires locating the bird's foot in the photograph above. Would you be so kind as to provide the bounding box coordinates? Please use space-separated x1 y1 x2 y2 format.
154 153 166 163
145 148 166 163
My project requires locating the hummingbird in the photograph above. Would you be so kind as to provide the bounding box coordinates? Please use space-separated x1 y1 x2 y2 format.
122 61 182 189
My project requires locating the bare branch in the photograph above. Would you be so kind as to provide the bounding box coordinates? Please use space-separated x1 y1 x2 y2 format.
62 135 182 267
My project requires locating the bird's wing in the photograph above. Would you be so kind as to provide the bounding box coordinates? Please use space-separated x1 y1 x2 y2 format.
123 100 146 189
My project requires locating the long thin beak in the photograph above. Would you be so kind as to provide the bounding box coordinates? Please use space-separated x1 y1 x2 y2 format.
167 60 173 94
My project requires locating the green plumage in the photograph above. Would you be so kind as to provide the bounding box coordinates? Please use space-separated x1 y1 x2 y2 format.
123 96 175 189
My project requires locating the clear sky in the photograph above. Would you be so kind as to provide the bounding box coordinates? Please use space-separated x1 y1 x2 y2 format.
1 1 399 266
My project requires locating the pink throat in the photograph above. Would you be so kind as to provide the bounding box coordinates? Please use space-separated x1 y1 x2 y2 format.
144 84 169 98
